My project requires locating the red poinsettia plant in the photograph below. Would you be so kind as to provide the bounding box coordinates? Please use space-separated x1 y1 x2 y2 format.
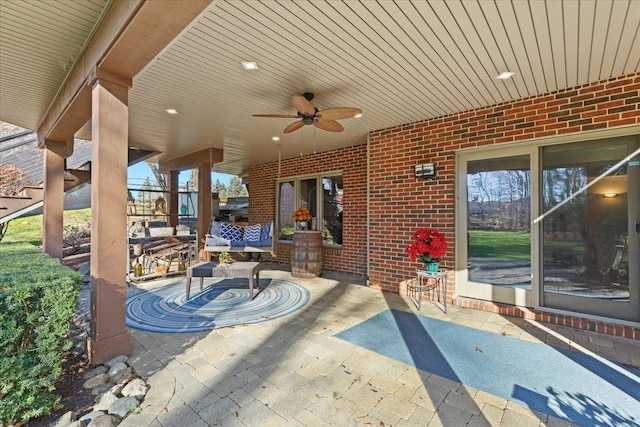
405 228 447 264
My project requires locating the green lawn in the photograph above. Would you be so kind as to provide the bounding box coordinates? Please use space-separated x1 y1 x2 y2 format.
469 229 589 262
468 230 531 260
2 208 91 246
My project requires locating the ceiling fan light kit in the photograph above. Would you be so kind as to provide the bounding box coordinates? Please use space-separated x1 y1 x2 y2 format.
253 93 362 134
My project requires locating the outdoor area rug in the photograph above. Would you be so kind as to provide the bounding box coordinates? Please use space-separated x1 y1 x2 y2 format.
335 309 640 427
126 278 310 333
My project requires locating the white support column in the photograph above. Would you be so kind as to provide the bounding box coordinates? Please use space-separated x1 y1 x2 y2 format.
43 142 66 259
87 77 131 365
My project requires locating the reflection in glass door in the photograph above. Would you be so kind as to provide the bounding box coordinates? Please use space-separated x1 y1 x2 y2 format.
460 152 532 307
541 138 639 321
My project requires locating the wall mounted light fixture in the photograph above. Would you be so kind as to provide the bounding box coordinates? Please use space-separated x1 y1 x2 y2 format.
415 163 436 179
588 175 627 197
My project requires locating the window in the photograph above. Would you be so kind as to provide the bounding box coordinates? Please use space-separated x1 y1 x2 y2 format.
277 172 343 245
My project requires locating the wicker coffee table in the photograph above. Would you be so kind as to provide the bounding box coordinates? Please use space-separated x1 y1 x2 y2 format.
186 261 260 300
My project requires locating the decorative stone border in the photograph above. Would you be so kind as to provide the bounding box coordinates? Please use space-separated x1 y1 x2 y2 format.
52 290 149 427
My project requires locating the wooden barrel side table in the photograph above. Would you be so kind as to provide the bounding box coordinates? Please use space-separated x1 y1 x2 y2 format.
291 231 323 278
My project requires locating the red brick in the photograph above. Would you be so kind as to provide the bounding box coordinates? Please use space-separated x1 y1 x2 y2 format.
607 78 634 89
251 72 639 338
608 117 636 127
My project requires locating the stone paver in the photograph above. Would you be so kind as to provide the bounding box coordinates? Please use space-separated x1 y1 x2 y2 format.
87 265 639 427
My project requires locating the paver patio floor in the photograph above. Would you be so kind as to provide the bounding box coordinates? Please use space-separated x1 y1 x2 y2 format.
103 264 639 427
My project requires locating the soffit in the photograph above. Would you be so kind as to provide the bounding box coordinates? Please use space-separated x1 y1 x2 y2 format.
129 0 640 175
0 0 112 130
1 1 639 176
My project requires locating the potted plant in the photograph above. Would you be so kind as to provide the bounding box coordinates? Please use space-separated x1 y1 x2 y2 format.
218 251 232 265
176 224 190 235
405 228 447 272
180 203 188 215
292 206 312 230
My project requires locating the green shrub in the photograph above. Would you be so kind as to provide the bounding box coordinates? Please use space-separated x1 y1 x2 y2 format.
0 242 82 424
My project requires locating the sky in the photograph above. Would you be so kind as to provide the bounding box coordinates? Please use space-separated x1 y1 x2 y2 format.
127 162 235 189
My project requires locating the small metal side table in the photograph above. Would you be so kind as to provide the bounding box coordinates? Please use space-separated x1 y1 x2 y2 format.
411 268 449 313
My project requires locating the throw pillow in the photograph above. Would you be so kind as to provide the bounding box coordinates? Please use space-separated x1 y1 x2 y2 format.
220 222 242 241
244 224 261 241
260 221 272 240
210 220 222 236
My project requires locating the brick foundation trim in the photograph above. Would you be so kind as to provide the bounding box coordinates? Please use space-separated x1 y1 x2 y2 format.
455 297 640 340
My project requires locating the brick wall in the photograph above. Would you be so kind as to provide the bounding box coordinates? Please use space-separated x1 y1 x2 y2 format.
249 145 368 276
247 72 639 294
367 72 640 297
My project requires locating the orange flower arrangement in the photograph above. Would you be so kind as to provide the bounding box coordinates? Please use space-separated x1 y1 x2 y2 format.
292 206 312 222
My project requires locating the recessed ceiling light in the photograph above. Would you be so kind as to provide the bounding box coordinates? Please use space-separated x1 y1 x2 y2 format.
272 136 280 141
241 61 258 70
354 113 363 118
496 71 515 80
165 108 178 114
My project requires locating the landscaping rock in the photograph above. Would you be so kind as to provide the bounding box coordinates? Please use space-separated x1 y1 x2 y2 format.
108 362 127 378
51 410 76 427
111 367 133 384
50 310 147 427
72 340 87 357
87 414 119 427
83 373 109 389
83 366 107 380
79 410 105 424
108 396 139 418
107 383 124 397
104 355 128 368
71 330 88 342
91 382 116 396
121 378 148 399
94 392 119 411
78 263 90 276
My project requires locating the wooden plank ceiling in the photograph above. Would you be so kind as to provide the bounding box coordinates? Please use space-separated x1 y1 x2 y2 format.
1 1 639 176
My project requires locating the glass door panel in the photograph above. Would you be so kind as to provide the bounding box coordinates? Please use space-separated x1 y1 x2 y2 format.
541 138 639 321
278 181 294 240
460 153 532 306
321 176 343 244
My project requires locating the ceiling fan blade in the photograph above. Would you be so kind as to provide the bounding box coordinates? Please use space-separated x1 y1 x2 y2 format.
253 114 299 118
284 120 305 133
314 119 343 132
316 107 362 120
291 95 315 115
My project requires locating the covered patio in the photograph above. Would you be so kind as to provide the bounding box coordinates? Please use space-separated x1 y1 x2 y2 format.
1 3 640 423
77 264 639 426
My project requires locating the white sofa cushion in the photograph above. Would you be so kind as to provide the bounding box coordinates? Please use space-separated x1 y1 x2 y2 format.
205 235 231 246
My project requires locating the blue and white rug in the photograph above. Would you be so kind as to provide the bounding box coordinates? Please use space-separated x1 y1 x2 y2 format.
335 309 640 427
126 278 310 333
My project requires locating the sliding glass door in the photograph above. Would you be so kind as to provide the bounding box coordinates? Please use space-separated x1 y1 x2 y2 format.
540 137 639 321
458 135 639 321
